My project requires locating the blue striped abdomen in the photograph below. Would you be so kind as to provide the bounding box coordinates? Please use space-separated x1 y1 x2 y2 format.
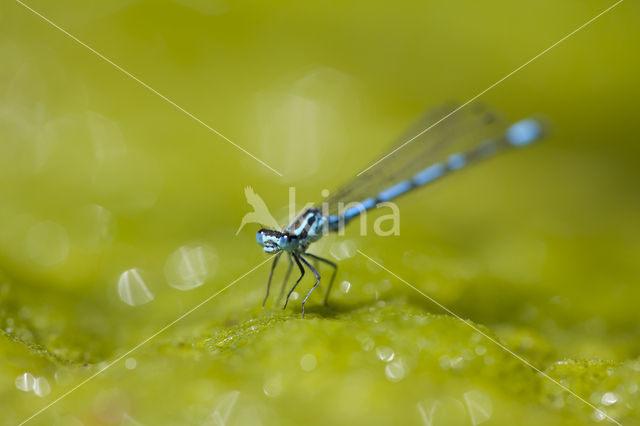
328 118 545 229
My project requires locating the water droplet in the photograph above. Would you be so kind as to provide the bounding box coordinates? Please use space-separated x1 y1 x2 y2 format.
416 337 428 351
74 204 116 250
15 372 35 392
385 359 405 382
4 317 13 332
628 383 638 394
601 392 618 406
549 394 565 409
484 356 495 366
125 358 137 370
470 333 483 343
33 377 51 397
26 221 69 266
329 240 357 260
122 413 143 425
366 258 381 272
439 354 466 370
378 279 391 292
340 280 351 293
54 368 73 386
418 397 466 425
375 346 395 362
290 291 299 301
592 409 606 422
463 390 493 425
164 243 218 290
416 316 429 326
450 356 465 370
439 355 451 370
263 374 283 397
210 390 240 426
475 345 487 356
118 268 154 306
87 111 127 166
255 67 360 178
416 401 434 425
363 282 377 296
300 354 317 372
461 349 475 361
359 336 374 352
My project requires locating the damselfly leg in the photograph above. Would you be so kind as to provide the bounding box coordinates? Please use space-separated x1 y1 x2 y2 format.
276 255 294 305
283 254 305 310
263 252 282 308
304 252 337 306
299 255 321 317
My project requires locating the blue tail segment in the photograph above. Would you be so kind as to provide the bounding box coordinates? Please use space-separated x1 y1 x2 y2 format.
377 180 413 202
506 118 544 146
342 197 376 222
326 116 546 232
413 164 446 186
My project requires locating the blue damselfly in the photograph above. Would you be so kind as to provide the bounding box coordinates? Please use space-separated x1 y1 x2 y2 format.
256 104 547 316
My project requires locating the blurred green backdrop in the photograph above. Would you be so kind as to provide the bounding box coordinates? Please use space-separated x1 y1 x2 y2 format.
1 0 639 425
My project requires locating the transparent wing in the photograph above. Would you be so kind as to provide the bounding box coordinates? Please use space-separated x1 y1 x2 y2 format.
321 102 506 214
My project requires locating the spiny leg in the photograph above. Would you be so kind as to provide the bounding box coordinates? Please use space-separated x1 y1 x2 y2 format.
276 254 294 305
299 254 321 317
304 252 338 306
263 252 282 309
283 254 305 310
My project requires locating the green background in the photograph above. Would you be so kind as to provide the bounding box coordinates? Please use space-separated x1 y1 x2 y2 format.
1 0 639 425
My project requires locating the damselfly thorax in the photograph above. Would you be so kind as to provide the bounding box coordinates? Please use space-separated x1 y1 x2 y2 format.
256 208 327 254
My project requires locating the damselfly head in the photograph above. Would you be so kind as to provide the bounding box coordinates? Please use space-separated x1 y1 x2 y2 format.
256 229 293 253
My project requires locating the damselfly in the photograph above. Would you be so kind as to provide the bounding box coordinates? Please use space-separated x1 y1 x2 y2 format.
256 104 547 316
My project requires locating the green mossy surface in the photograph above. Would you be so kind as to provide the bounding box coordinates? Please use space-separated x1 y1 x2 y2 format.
2 271 640 425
